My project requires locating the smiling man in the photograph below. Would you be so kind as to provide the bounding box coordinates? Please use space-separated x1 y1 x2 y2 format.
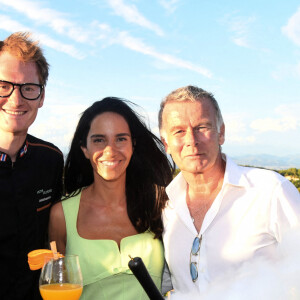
0 32 64 300
158 85 300 297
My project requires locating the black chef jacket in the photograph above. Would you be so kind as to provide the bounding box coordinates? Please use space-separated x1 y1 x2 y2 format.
0 134 64 300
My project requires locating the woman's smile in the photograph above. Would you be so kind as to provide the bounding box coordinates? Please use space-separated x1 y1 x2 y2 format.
81 112 133 182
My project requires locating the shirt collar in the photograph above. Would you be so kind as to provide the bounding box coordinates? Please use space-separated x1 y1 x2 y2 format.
223 155 250 188
166 154 250 204
0 139 29 163
165 154 252 235
166 171 187 205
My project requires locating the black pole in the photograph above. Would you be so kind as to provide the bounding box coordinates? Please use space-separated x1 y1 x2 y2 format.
128 256 164 300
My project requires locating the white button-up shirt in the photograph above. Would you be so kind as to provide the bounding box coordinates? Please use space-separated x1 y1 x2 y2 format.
162 155 300 295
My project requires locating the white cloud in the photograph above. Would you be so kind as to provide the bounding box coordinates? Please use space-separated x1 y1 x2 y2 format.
106 0 164 36
0 15 85 59
251 117 297 133
30 103 87 152
282 6 300 47
0 0 212 76
274 103 300 117
232 36 249 48
0 0 91 43
113 31 213 77
222 14 256 48
158 0 181 14
0 14 29 32
91 21 112 41
250 103 300 133
33 32 86 59
223 113 256 144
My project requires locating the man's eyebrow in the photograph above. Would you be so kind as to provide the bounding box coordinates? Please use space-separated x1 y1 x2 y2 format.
168 125 184 132
195 122 213 127
168 122 213 131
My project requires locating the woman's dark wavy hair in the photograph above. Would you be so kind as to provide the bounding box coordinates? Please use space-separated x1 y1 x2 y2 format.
64 97 174 238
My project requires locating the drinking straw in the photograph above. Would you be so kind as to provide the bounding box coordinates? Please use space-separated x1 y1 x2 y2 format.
50 241 58 259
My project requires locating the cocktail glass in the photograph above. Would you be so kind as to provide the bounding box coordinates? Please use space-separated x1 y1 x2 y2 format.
39 255 83 300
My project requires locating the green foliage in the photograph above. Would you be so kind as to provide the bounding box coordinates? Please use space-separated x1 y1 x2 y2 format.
278 168 300 177
173 168 181 178
278 168 300 193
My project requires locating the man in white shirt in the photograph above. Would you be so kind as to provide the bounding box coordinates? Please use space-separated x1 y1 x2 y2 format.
158 85 300 297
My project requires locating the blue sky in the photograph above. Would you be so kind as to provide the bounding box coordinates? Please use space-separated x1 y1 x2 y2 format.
0 0 299 157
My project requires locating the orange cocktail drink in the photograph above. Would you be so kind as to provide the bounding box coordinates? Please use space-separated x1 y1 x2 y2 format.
39 283 82 300
39 254 83 300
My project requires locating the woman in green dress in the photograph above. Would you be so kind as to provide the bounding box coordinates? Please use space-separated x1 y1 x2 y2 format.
49 97 173 299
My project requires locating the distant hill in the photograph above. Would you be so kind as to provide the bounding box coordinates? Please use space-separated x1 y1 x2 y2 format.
231 154 300 170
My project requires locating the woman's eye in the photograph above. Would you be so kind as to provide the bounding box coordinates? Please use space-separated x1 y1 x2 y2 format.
116 137 127 142
93 138 105 143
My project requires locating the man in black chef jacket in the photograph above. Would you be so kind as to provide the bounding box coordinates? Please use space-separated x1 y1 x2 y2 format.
0 32 64 300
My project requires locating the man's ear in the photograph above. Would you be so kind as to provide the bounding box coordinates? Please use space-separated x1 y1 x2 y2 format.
80 146 90 159
38 90 45 108
218 123 225 146
160 131 170 154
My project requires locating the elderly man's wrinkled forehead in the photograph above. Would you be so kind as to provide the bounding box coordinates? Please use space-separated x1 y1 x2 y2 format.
160 97 210 126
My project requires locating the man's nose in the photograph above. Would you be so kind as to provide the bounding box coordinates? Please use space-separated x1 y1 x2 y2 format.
185 129 199 146
8 87 24 106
